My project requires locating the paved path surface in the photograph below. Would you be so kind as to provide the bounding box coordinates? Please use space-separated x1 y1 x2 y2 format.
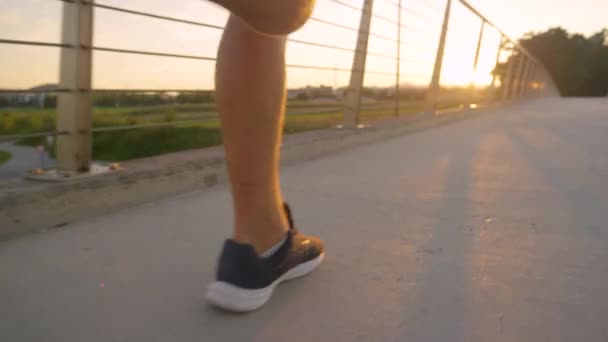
0 142 55 179
1 98 607 341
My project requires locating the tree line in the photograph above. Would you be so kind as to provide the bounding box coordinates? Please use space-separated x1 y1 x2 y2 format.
497 27 608 97
0 91 215 109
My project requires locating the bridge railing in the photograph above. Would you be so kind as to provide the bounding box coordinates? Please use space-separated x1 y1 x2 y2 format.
0 0 558 178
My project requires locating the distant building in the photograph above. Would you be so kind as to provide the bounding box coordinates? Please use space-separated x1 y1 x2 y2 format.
287 89 307 100
305 85 334 98
334 87 352 100
0 84 59 108
287 85 336 100
2 93 35 105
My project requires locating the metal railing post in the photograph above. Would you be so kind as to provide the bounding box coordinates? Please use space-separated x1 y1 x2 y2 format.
500 47 515 101
343 0 374 128
527 64 536 97
491 36 503 102
519 57 530 98
529 64 537 97
530 64 538 97
519 59 531 97
517 59 526 98
534 65 541 97
467 19 485 107
56 0 94 173
537 67 545 97
394 0 402 116
539 69 546 97
425 0 451 114
509 53 525 100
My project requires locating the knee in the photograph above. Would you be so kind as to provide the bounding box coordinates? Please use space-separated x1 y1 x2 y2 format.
217 0 316 35
255 0 316 35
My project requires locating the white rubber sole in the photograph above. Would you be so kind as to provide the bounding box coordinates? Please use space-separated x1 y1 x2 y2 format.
206 252 324 312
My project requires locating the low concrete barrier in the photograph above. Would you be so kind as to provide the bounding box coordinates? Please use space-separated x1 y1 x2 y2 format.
0 108 487 240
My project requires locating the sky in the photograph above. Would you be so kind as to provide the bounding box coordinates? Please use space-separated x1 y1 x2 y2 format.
0 0 606 90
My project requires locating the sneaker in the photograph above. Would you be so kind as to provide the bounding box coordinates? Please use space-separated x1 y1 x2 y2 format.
206 203 324 312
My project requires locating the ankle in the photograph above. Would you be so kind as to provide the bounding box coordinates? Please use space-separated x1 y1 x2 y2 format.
233 225 288 254
232 207 289 254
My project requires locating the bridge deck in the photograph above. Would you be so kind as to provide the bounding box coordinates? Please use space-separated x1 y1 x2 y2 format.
2 98 607 341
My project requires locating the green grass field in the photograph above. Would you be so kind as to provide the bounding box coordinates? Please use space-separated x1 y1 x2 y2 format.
0 100 347 130
1 97 469 161
0 150 10 166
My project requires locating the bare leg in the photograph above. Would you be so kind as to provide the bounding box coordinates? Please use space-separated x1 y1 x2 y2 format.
215 15 289 253
206 1 324 312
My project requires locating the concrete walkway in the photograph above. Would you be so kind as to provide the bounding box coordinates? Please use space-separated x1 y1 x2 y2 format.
1 98 607 341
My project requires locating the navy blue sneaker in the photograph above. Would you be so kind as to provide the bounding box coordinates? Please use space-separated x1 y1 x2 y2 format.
206 204 324 312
